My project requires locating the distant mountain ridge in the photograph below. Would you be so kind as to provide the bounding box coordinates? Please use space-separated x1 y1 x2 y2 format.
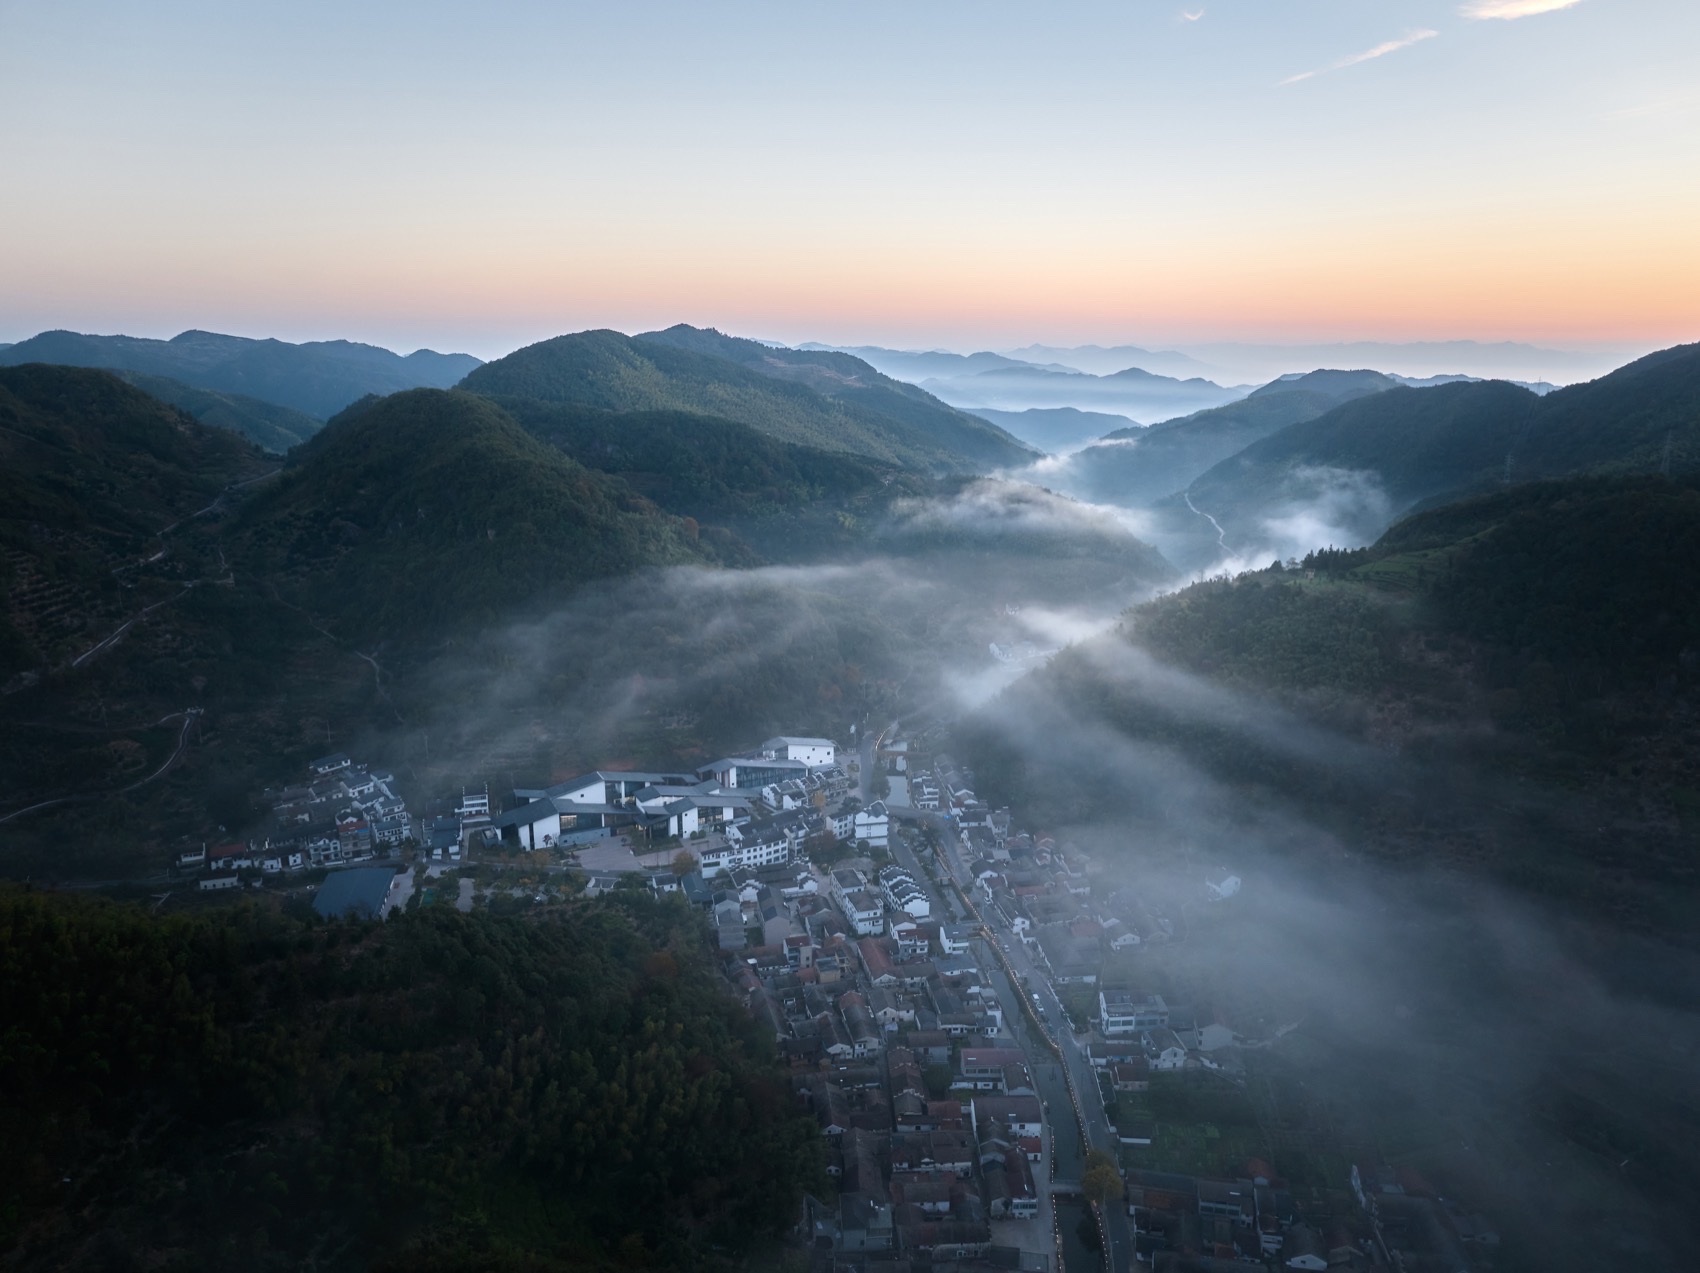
794 344 1063 381
1036 368 1401 507
961 405 1140 453
1163 341 1700 568
459 325 1034 472
107 371 323 452
917 360 1247 426
0 328 481 420
1002 342 1213 379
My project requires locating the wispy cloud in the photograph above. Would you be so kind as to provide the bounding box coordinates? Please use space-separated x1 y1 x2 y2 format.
1179 7 1205 21
1280 28 1438 87
1461 0 1582 19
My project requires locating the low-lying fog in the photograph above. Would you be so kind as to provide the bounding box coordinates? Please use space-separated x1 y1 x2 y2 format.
326 470 1695 1270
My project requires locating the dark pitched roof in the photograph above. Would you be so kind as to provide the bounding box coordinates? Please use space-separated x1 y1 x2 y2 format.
312 867 395 919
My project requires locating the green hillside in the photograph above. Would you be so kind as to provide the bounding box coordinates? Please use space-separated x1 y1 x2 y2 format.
1515 340 1700 478
958 474 1700 1270
1042 368 1399 506
0 381 723 879
233 389 722 640
636 323 1038 468
1184 379 1540 543
459 326 1034 471
494 395 922 560
0 885 820 1271
1165 342 1700 566
966 471 1700 916
0 366 272 675
112 370 322 451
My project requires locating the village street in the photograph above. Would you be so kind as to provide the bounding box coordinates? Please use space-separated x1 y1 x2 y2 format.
892 808 1135 1273
887 807 1132 1273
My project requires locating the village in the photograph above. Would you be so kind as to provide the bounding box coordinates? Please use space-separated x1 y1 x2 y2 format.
179 732 1501 1273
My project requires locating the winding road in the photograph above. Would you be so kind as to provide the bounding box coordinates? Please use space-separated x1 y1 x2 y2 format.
0 708 202 825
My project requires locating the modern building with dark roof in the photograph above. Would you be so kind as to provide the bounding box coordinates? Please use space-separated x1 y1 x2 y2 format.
312 866 396 920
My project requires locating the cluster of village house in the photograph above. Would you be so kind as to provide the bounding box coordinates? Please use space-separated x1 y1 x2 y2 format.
179 736 894 891
778 746 1496 1273
183 732 1496 1270
180 751 417 888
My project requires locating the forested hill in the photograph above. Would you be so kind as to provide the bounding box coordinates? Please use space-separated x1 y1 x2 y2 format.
0 365 270 539
966 471 1700 927
231 389 727 641
635 324 1037 469
0 366 273 673
109 370 324 452
1515 339 1700 478
0 329 482 420
1033 368 1399 507
494 395 924 560
0 886 821 1271
458 326 1034 472
959 473 1700 1269
1167 341 1700 563
1184 379 1540 543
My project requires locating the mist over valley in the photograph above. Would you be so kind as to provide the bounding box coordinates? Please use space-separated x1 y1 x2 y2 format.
2 317 1697 1271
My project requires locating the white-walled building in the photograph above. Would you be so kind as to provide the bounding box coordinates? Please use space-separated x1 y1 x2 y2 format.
855 800 890 849
762 736 836 767
700 823 790 875
1100 990 1169 1036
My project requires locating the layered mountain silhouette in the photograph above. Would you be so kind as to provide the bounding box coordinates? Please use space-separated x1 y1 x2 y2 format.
0 329 481 422
1037 369 1401 506
961 405 1140 452
460 324 1034 471
918 361 1246 422
1163 342 1700 567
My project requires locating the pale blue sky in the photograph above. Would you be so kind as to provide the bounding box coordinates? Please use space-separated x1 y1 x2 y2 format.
1 1 1695 358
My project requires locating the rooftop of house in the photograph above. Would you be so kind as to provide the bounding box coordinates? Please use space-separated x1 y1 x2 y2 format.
312 866 395 920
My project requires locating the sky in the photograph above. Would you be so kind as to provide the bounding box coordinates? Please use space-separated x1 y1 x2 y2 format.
1 0 1697 361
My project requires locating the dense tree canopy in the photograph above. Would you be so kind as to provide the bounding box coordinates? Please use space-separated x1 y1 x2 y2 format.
0 886 821 1271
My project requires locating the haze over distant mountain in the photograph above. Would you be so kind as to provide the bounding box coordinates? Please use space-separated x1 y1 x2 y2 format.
960 405 1140 453
105 371 323 452
793 343 1060 381
1029 369 1401 507
1162 342 1700 570
0 329 481 420
460 324 1034 472
1002 342 1215 379
1179 338 1626 386
918 362 1247 424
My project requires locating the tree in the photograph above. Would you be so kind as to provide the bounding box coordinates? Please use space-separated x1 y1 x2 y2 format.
671 849 698 879
804 827 845 866
1083 1149 1124 1209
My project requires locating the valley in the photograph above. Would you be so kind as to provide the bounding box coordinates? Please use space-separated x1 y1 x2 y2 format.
1 329 1697 1273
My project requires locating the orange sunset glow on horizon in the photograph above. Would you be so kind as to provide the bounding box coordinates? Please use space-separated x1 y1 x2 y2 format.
2 0 1696 370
